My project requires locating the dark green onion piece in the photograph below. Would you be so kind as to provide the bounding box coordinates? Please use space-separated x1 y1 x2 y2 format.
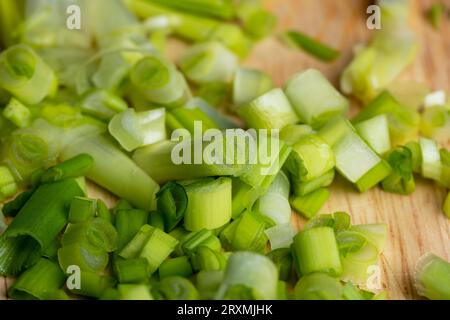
115 209 149 251
381 146 415 195
282 31 340 62
267 248 293 281
96 199 113 224
159 256 193 279
196 270 224 299
69 272 116 298
414 252 450 300
40 154 94 183
191 246 226 272
0 179 84 276
2 188 35 218
156 181 188 232
68 197 97 223
148 210 165 230
153 276 199 300
114 257 149 284
294 273 342 300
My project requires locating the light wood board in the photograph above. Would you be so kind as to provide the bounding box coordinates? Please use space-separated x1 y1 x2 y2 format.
1 0 450 300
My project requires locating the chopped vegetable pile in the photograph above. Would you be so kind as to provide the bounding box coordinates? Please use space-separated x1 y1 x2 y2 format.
0 0 449 300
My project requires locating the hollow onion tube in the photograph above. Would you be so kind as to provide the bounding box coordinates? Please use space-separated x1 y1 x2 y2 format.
132 135 249 183
319 117 391 192
8 258 66 300
0 179 84 276
3 98 31 128
237 88 299 130
0 44 57 105
130 55 191 107
381 146 415 195
159 256 193 278
153 276 199 300
215 252 278 300
119 224 178 275
68 197 97 223
114 257 149 283
191 246 227 272
156 181 187 232
117 284 153 300
253 171 291 225
294 273 343 300
0 166 18 201
439 149 450 188
108 108 166 152
179 42 238 84
290 188 330 219
81 90 128 121
40 154 94 183
184 177 232 231
420 105 450 145
414 253 450 300
178 229 221 257
292 227 342 277
291 169 335 197
60 133 159 210
236 1 276 40
281 31 340 62
352 91 420 147
264 223 296 250
279 124 314 146
2 188 35 218
194 81 230 107
284 134 335 182
285 69 348 129
419 138 441 181
115 209 149 251
355 114 391 155
232 68 273 107
340 0 417 102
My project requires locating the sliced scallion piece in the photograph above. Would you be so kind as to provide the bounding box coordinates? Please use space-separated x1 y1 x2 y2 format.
68 197 97 223
279 124 314 146
236 1 277 40
285 69 348 129
264 223 296 250
159 256 193 279
40 154 94 183
117 284 153 300
114 257 149 284
191 246 227 272
290 188 330 219
0 166 18 201
355 114 391 155
266 248 293 281
153 276 199 300
81 90 128 121
156 181 187 232
381 146 415 195
282 31 340 62
291 169 335 197
3 98 31 128
414 253 450 300
294 273 342 300
232 67 273 107
419 137 441 181
420 105 450 145
115 209 149 251
444 191 450 218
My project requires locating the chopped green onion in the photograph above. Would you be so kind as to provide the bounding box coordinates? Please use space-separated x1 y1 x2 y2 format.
196 82 229 107
166 105 218 134
350 224 387 252
419 137 441 181
0 165 18 201
282 31 340 62
266 248 293 281
0 0 22 48
292 226 342 276
3 98 31 128
40 154 94 183
184 177 232 231
196 270 224 299
179 42 238 84
69 272 115 298
265 223 296 250
159 256 193 279
381 146 415 195
426 3 447 30
186 98 239 130
420 105 450 145
0 44 57 105
279 124 314 146
291 169 335 197
130 55 191 107
115 209 149 251
60 133 160 210
114 257 149 283
179 229 221 256
143 0 235 20
153 276 199 300
290 188 330 219
355 114 391 155
215 252 278 300
120 224 178 275
237 88 299 130
414 252 450 300
2 188 35 218
340 241 379 284
285 69 348 129
8 258 66 300
156 181 187 232
108 108 166 152
191 246 227 272
0 179 84 276
356 160 392 193
405 141 422 173
232 68 273 107
58 242 109 274
81 90 128 121
95 199 113 223
117 284 153 300
444 191 450 218
294 273 342 300
285 134 335 182
237 2 277 40
68 197 97 223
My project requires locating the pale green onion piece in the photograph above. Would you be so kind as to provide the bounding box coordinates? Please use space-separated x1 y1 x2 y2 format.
0 0 22 48
285 69 348 129
0 166 18 201
444 191 450 218
355 114 391 155
179 42 238 84
3 98 31 128
414 252 450 300
60 133 160 210
264 223 296 250
281 31 340 62
207 24 252 59
166 105 218 134
215 251 278 300
237 88 299 129
356 160 392 193
118 284 153 300
381 146 415 195
279 124 314 146
290 188 330 219
195 81 229 107
108 108 166 152
294 273 342 300
130 55 191 107
184 177 232 231
291 169 335 197
350 224 388 252
420 105 450 145
186 98 239 130
81 90 128 121
237 2 277 40
0 44 57 105
292 226 342 276
340 241 379 284
285 134 335 182
419 137 441 181
145 0 235 20
232 68 273 107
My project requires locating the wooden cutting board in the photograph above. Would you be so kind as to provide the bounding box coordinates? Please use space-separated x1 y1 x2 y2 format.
1 0 449 300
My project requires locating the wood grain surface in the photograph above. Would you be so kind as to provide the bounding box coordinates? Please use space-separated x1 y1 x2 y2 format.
1 0 449 300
